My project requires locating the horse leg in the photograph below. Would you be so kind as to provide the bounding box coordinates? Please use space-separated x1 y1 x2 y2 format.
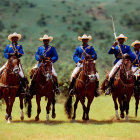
134 93 139 117
46 97 52 122
118 96 124 119
80 98 86 120
125 94 132 121
35 96 41 121
7 97 15 123
86 98 93 120
112 94 119 120
4 97 9 120
19 95 24 120
72 96 79 121
52 97 56 119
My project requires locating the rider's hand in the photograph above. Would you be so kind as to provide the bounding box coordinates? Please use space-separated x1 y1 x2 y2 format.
79 60 83 63
85 54 92 59
39 55 44 61
113 41 118 47
15 50 19 56
45 57 51 61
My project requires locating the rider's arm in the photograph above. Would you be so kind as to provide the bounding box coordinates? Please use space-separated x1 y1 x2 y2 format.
108 46 116 54
4 45 10 59
17 45 24 58
73 47 81 63
51 47 58 63
35 47 40 61
90 47 97 60
127 46 137 62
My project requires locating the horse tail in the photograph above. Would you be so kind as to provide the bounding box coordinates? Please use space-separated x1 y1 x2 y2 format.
24 89 32 118
65 95 73 119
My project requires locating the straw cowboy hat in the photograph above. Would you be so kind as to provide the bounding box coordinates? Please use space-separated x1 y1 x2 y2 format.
8 32 21 41
78 34 92 41
131 40 140 47
115 34 127 41
39 34 53 42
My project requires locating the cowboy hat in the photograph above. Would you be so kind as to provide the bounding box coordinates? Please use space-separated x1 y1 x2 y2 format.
8 32 21 41
131 40 140 47
78 34 92 41
115 34 127 41
39 34 53 42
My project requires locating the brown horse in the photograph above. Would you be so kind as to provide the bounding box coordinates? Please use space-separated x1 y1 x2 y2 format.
0 56 26 123
27 59 56 122
134 75 140 117
65 56 97 121
111 57 134 120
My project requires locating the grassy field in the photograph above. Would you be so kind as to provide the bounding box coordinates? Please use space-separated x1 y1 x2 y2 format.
0 95 140 140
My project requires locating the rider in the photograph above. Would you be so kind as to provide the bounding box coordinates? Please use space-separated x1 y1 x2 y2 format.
104 34 136 95
131 40 140 79
30 34 60 95
69 34 99 97
0 32 28 94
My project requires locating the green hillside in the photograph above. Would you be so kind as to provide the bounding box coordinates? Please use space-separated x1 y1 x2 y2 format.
0 0 140 91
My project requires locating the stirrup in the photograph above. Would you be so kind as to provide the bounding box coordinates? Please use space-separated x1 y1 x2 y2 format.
69 89 74 96
55 88 61 95
95 89 100 97
105 88 111 95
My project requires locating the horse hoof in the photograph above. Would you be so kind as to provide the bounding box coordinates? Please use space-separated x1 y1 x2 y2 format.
116 115 120 120
7 118 11 124
7 120 11 124
86 116 89 120
35 117 39 121
52 114 56 119
125 115 129 121
5 114 8 120
82 117 86 121
20 116 24 121
120 114 124 119
72 118 75 122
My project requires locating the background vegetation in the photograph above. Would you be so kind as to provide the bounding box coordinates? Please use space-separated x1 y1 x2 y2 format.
0 0 140 92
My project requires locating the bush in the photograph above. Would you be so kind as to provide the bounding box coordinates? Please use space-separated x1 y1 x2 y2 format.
0 20 5 31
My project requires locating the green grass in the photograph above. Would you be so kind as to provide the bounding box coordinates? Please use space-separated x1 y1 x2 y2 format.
0 95 140 140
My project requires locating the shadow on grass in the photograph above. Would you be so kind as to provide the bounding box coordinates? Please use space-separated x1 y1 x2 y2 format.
12 120 66 125
12 117 140 125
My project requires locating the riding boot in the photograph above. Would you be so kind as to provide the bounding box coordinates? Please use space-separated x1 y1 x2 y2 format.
69 78 76 96
19 77 28 95
29 79 36 96
53 76 61 95
105 78 114 95
94 80 100 97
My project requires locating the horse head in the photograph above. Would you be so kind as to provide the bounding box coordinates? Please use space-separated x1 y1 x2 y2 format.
83 55 97 81
120 55 133 80
7 56 20 75
40 58 52 81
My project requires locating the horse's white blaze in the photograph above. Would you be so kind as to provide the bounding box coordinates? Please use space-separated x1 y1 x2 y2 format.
47 114 49 121
115 110 120 120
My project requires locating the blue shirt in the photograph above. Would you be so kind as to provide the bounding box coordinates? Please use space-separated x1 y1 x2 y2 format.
73 45 97 63
133 51 140 67
108 44 136 64
35 45 58 66
4 44 24 59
